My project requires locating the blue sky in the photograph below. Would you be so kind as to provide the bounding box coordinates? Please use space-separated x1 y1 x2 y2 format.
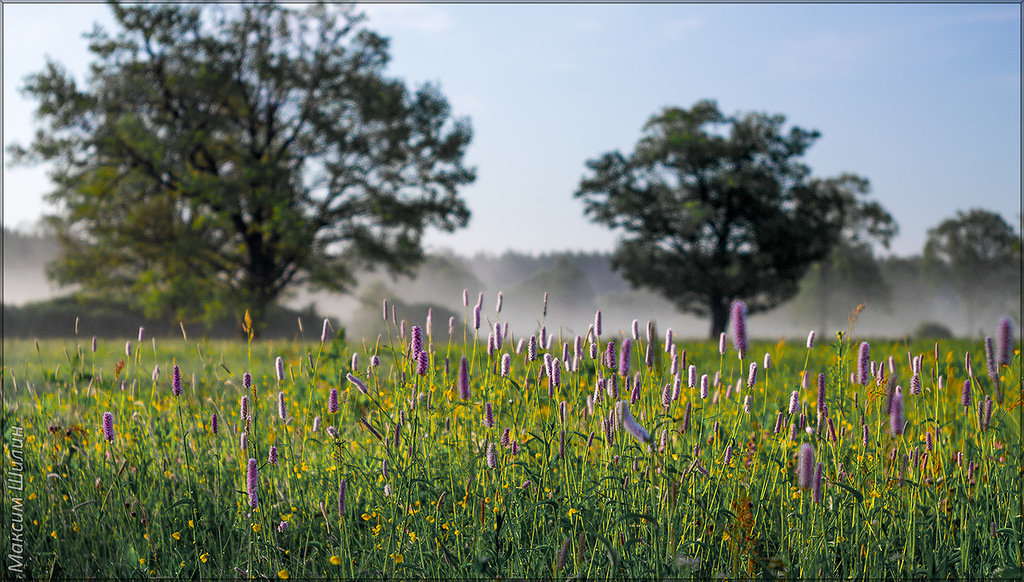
3 2 1020 258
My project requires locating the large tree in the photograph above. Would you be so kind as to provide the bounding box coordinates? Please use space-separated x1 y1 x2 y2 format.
575 100 876 338
9 2 475 333
923 209 1021 334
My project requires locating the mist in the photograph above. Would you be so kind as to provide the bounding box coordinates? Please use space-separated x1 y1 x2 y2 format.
4 227 1018 341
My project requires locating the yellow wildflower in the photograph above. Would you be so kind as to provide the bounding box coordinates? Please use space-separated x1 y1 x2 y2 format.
172 531 181 540
278 568 289 579
330 555 342 565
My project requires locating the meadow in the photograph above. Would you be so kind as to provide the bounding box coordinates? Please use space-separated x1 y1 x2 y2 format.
1 296 1021 580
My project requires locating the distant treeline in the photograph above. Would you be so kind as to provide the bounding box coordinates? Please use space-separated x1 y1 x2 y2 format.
4 228 1020 339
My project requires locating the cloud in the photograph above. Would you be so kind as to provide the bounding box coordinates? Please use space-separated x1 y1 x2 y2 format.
360 4 455 35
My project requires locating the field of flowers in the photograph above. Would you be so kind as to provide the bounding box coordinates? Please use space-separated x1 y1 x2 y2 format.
2 294 1021 580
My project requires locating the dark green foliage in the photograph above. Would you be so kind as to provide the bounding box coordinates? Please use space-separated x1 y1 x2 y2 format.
575 100 889 338
9 2 474 334
914 321 954 339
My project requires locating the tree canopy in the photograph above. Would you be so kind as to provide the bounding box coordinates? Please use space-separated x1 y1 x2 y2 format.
923 208 1021 333
575 100 887 338
9 1 475 334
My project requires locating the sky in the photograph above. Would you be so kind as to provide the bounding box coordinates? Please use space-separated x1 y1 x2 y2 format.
3 1 1021 258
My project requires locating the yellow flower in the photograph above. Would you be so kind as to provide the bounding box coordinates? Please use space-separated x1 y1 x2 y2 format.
330 555 342 566
188 519 194 528
372 524 382 536
51 530 57 539
252 523 262 532
278 568 289 579
391 553 404 564
172 531 181 540
409 531 417 542
200 553 209 563
568 508 577 518
361 513 372 521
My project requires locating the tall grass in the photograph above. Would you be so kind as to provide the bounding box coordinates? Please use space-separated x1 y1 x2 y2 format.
2 302 1021 579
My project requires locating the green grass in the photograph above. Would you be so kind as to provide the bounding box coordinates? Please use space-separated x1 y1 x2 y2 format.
2 315 1021 580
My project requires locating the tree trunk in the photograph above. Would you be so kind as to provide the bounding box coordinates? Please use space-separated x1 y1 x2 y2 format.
709 294 730 340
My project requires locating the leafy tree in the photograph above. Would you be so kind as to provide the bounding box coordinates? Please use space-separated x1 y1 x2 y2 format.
923 209 1021 334
575 100 873 338
9 2 475 334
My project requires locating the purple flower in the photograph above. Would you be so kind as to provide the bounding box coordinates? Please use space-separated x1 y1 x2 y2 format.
984 395 993 430
321 318 331 343
763 353 771 370
268 445 278 465
92 336 97 353
211 413 218 435
604 340 617 370
964 352 973 377
240 432 247 450
462 289 469 307
730 300 748 358
797 443 814 488
484 402 494 428
328 388 339 414
416 350 429 376
473 305 481 330
371 354 380 368
688 365 697 389
458 356 471 400
383 298 389 321
275 391 287 421
816 373 826 413
410 325 423 357
528 336 538 362
351 353 359 370
682 401 691 433
747 362 758 388
910 373 921 396
660 383 672 409
890 387 904 436
240 395 249 420
806 331 816 349
788 391 799 415
347 373 368 395
743 395 752 414
630 379 641 404
961 380 971 408
718 332 727 356
247 458 259 508
594 310 603 337
670 353 679 376
486 442 497 469
496 292 503 313
275 356 284 382
700 374 708 399
278 521 288 533
125 341 132 358
724 443 733 465
857 342 870 385
619 339 632 376
102 411 114 442
672 376 681 401
171 364 181 396
138 326 145 342
631 320 640 340
243 372 252 390
665 328 674 350
312 416 321 433
774 412 785 434
997 317 1014 367
500 353 511 377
